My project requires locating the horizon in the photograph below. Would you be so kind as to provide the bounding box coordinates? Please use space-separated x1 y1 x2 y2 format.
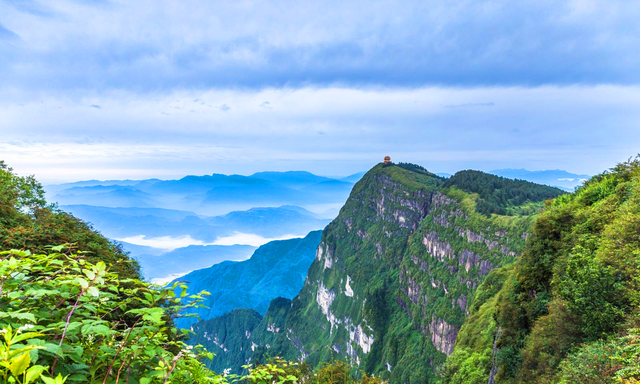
35 163 594 185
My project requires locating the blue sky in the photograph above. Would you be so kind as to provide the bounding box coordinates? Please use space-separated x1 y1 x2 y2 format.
1 0 639 182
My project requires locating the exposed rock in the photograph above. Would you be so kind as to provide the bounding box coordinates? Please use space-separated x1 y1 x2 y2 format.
316 282 335 316
345 276 354 297
315 243 324 261
349 324 374 354
456 294 467 311
423 232 454 261
428 317 459 356
488 326 502 384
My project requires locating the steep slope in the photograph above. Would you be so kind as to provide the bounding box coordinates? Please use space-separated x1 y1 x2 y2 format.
190 309 264 374
202 162 562 381
0 161 141 279
176 231 322 328
445 158 640 384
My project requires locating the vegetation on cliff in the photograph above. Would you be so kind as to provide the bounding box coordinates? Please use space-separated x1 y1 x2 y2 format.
194 162 563 383
444 156 640 383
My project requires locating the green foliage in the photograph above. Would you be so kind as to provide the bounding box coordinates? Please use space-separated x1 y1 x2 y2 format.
0 248 221 383
242 359 383 384
447 156 640 383
0 161 140 280
443 170 564 216
556 329 640 384
0 161 47 213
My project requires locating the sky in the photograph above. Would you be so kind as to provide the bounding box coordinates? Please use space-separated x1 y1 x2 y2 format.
1 0 639 183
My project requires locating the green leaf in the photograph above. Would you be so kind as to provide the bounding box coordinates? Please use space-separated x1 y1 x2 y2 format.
25 365 47 384
83 269 95 280
7 312 36 322
77 278 89 290
9 351 31 376
86 286 99 297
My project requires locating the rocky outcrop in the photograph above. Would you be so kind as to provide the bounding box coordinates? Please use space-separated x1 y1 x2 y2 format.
428 317 459 356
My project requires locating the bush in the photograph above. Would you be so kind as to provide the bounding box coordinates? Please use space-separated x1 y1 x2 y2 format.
0 247 220 383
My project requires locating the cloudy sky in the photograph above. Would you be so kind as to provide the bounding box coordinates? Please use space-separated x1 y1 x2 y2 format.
1 0 639 183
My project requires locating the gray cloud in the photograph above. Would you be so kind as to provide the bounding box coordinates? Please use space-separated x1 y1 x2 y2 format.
0 0 639 93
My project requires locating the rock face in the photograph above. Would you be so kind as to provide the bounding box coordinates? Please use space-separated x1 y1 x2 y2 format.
428 317 459 356
192 163 548 382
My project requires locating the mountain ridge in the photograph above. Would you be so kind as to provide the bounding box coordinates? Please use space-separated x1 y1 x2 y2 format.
191 162 563 381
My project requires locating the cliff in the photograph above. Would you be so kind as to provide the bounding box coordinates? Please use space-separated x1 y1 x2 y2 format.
192 163 563 382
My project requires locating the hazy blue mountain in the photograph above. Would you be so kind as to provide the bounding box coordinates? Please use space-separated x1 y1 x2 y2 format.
340 172 366 183
200 182 307 206
56 185 137 196
436 172 452 178
489 168 590 191
278 205 321 218
45 179 160 195
54 188 160 208
61 205 200 221
45 171 356 215
249 171 333 188
60 205 327 244
208 207 330 237
60 205 218 240
175 230 322 328
147 174 263 195
136 244 256 282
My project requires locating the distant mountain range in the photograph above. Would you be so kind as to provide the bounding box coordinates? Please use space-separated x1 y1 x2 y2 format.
61 204 329 243
137 244 257 284
59 204 329 282
45 171 355 282
175 230 322 329
46 171 364 216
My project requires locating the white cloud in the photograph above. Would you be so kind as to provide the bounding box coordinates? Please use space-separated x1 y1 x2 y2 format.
116 235 207 251
150 272 192 286
117 232 303 251
211 233 302 247
1 85 640 182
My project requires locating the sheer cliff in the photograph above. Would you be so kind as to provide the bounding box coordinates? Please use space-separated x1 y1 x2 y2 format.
192 163 563 383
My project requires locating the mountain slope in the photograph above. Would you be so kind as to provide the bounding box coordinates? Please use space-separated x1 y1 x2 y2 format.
446 158 640 384
176 230 323 328
196 162 563 381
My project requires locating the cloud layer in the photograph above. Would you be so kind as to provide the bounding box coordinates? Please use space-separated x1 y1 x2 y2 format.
2 85 639 182
1 0 639 181
1 0 640 91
